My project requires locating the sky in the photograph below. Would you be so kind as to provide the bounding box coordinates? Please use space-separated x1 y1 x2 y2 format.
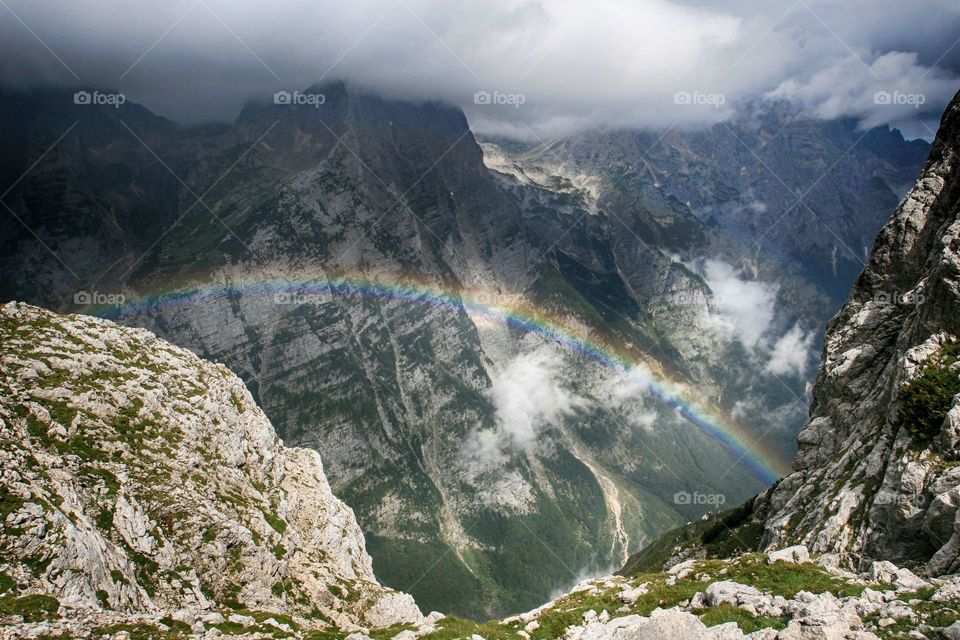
1 0 959 138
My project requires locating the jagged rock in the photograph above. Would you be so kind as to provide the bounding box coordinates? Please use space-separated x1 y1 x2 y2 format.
767 546 811 564
705 581 762 606
760 89 960 577
933 577 960 602
942 620 960 640
563 608 744 640
619 582 650 604
0 302 421 634
227 613 256 626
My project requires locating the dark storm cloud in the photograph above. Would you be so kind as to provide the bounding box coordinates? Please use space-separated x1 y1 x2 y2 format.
1 0 958 138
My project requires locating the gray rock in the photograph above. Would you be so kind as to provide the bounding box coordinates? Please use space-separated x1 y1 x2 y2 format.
0 303 422 635
767 546 811 565
759 89 960 579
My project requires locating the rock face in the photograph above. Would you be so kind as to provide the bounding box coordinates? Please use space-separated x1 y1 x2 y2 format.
0 302 421 634
760 89 960 574
500 549 959 640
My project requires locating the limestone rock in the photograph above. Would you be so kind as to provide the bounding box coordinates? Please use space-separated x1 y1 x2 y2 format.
0 302 421 635
767 546 811 565
760 89 960 576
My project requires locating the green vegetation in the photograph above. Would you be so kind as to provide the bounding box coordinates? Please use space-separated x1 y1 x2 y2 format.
159 616 193 634
419 617 520 640
262 509 287 534
0 485 25 522
230 392 246 414
698 604 787 632
0 572 17 594
899 339 960 441
620 497 763 575
0 594 59 622
718 554 872 599
94 622 190 639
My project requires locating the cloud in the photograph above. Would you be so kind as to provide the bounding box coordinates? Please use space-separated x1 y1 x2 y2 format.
767 51 960 138
701 260 779 349
765 322 816 378
465 350 582 465
606 368 659 430
1 0 958 135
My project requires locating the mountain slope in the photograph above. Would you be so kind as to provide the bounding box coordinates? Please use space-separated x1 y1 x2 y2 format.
758 89 960 574
0 84 929 617
0 301 421 636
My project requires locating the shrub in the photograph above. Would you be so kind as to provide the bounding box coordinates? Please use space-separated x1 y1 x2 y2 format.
899 340 960 441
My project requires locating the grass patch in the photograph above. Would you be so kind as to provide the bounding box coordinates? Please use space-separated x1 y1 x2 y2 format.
0 594 59 622
262 509 287 534
0 572 17 594
420 616 519 640
899 339 960 441
720 554 873 598
620 497 762 575
698 603 787 632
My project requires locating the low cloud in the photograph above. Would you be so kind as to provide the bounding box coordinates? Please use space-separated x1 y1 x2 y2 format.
1 0 957 135
767 51 959 138
606 368 659 430
466 350 583 465
702 260 779 349
765 322 816 378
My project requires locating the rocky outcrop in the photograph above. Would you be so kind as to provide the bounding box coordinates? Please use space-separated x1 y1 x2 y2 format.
0 302 422 636
499 548 958 640
760 89 960 574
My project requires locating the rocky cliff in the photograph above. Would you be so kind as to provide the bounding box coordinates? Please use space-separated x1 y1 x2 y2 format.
760 89 960 575
0 301 423 637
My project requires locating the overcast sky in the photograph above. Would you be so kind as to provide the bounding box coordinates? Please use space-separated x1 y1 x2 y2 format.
2 0 958 138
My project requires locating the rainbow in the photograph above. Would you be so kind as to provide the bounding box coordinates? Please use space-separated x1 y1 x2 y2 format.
85 270 790 484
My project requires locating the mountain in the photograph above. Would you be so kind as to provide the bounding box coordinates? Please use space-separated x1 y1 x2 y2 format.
5 304 960 640
0 83 929 618
0 301 423 637
4 85 960 637
756 89 960 574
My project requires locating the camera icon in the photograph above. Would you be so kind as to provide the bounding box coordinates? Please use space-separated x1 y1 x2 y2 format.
274 91 292 105
874 91 892 105
474 91 492 105
873 291 891 305
673 491 691 505
673 91 692 105
73 291 92 304
74 91 91 105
